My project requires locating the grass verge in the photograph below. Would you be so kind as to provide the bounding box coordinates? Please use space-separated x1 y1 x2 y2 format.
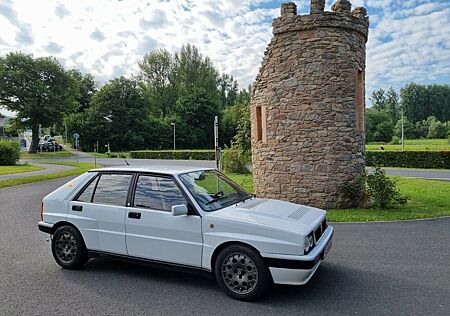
0 162 100 189
20 151 75 159
0 164 44 175
366 138 450 151
226 173 450 222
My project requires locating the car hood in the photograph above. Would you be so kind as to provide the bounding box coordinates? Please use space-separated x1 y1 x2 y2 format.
209 198 326 235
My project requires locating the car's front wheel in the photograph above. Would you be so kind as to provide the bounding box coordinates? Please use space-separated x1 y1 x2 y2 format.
51 225 88 269
214 244 271 301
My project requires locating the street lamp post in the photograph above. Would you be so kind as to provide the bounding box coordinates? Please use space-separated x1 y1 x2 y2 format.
401 106 404 151
171 123 176 150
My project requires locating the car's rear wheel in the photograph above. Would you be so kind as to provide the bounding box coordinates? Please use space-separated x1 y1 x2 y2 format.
214 244 271 301
51 225 88 269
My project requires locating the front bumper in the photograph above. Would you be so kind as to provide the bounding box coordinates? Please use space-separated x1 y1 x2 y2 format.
38 221 53 234
262 225 333 285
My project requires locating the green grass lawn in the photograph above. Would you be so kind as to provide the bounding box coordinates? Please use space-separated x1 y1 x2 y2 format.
21 151 75 159
226 173 450 222
0 162 100 189
366 138 450 151
0 164 44 175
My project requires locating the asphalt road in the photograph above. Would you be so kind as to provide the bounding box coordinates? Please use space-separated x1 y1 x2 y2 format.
0 177 449 315
23 156 450 181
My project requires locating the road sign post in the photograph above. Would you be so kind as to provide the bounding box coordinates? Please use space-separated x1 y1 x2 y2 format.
73 133 80 163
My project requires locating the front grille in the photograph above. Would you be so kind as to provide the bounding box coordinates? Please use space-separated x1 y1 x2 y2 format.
304 218 328 255
314 219 327 243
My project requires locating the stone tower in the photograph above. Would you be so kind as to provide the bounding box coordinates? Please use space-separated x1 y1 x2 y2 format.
251 0 369 208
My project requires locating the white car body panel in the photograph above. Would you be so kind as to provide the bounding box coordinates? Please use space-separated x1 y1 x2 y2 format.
68 201 128 255
125 206 203 267
39 166 333 286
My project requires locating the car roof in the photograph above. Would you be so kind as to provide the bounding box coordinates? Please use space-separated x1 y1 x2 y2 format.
89 164 216 176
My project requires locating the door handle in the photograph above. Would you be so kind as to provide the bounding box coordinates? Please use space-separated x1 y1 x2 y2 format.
72 205 83 212
128 212 141 219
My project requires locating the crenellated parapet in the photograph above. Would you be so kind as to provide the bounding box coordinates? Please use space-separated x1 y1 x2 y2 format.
274 0 369 40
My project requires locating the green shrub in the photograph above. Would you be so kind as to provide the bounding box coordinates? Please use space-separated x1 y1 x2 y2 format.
222 146 251 174
0 140 20 166
366 151 450 169
339 175 367 207
130 150 215 160
367 168 407 209
390 136 401 145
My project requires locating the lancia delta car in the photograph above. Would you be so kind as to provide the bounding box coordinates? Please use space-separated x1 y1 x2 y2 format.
38 165 333 301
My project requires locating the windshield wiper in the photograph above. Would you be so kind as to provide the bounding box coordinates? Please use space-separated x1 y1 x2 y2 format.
240 193 255 203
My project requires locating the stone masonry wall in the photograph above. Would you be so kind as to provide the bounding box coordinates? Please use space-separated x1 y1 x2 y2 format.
251 0 369 209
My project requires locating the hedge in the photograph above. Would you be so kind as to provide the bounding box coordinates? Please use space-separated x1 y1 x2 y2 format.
130 150 215 160
0 140 20 166
366 151 450 169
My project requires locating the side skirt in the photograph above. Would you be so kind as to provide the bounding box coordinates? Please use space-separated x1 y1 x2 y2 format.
87 250 213 279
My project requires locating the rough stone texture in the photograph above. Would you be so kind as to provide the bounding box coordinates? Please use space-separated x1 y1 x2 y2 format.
250 1 369 209
310 0 325 14
331 0 352 13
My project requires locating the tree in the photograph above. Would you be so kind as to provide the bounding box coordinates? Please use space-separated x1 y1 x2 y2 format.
138 49 176 117
427 119 448 139
365 108 394 142
393 117 415 139
175 88 220 149
76 77 152 151
220 87 251 147
385 87 400 124
218 73 238 109
173 44 220 106
0 52 78 152
401 83 450 123
370 88 386 110
67 69 97 112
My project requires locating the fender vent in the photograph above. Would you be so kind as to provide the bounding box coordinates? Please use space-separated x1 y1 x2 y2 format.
288 208 309 220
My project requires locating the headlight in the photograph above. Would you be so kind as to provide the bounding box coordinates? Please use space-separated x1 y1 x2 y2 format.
304 234 314 253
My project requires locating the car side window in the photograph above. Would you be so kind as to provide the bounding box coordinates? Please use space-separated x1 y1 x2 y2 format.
92 173 132 206
134 175 186 212
76 176 99 203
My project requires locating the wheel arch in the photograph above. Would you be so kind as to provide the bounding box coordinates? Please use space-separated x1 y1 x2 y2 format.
51 221 83 237
210 241 262 274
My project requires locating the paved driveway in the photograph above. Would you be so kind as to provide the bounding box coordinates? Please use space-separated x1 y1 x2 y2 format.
0 177 448 315
22 156 450 181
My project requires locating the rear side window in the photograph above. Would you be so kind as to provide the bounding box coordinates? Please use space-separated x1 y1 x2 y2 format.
92 173 132 206
134 175 186 212
76 176 98 203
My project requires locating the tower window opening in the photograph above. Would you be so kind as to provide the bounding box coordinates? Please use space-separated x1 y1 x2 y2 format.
255 106 267 143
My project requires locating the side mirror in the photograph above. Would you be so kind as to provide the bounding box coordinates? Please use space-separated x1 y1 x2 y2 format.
172 204 188 216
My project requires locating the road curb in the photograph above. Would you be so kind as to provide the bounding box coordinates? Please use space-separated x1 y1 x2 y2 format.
330 215 450 224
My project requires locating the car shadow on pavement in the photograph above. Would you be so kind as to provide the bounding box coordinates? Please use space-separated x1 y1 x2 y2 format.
56 256 447 315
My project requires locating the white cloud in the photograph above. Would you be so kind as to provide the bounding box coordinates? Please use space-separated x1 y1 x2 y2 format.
0 0 448 99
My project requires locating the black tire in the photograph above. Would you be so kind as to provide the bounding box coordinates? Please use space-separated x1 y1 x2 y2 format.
51 225 88 269
214 244 271 301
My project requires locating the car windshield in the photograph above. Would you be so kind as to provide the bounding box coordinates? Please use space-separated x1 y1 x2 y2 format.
179 170 251 212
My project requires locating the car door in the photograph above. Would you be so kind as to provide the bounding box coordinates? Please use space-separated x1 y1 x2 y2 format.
69 172 132 255
125 174 203 267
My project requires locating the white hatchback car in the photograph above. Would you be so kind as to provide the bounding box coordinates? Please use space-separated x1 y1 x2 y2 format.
38 165 333 301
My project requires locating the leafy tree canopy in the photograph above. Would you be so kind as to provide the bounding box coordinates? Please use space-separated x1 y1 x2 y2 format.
0 52 78 152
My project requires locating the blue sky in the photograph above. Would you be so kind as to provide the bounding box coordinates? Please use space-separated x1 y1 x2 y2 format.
0 0 449 114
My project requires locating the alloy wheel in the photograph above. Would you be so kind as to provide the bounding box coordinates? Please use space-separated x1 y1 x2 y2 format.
55 232 78 263
221 252 259 295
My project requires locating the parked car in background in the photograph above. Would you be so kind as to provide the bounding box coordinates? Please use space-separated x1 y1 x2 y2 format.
38 166 333 301
39 140 63 151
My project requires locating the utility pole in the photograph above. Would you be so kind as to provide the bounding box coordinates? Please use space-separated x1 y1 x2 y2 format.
214 116 220 170
39 124 42 156
94 141 98 168
401 106 404 151
171 123 176 150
